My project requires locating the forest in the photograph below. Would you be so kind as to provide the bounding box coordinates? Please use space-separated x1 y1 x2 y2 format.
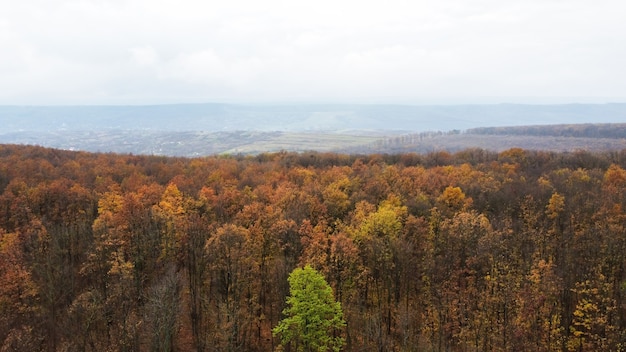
468 123 626 139
1 144 626 351
353 123 626 155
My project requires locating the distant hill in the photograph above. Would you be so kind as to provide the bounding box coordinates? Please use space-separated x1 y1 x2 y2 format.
2 103 626 133
467 123 626 139
347 123 626 154
1 124 625 157
1 103 626 155
0 130 382 156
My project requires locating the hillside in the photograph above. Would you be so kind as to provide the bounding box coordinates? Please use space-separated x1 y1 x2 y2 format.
0 130 385 156
2 103 626 133
2 104 626 156
2 123 626 156
351 124 626 154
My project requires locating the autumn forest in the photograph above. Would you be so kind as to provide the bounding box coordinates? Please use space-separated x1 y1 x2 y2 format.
2 144 626 351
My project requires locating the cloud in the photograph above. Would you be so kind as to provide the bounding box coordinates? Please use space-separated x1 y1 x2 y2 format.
130 46 159 67
0 0 625 104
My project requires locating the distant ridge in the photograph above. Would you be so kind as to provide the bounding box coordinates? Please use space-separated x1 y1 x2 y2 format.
1 123 626 157
2 104 626 156
347 123 626 155
467 123 626 139
2 103 626 134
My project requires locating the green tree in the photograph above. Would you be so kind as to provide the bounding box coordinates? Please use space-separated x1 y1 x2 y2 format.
273 265 345 352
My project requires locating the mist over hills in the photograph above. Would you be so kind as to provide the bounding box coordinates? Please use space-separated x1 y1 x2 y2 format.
1 103 626 156
2 103 626 133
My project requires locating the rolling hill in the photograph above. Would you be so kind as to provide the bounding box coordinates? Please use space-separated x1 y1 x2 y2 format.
1 103 626 155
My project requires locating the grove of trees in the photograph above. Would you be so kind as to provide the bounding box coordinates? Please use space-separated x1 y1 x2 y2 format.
1 144 626 351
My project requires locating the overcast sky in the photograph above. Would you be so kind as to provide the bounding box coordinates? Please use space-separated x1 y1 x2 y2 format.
1 0 625 105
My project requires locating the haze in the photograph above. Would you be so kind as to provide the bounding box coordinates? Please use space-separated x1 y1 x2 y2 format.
2 0 626 105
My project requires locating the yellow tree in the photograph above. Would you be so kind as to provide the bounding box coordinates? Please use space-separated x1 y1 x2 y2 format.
514 259 564 351
153 183 187 263
351 195 407 350
568 269 618 351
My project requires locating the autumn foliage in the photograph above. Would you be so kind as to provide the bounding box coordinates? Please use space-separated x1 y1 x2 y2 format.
1 144 626 351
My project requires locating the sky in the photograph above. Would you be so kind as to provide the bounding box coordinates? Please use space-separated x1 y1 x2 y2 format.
1 0 625 105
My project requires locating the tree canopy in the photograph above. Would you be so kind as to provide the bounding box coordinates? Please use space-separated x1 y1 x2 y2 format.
2 144 626 350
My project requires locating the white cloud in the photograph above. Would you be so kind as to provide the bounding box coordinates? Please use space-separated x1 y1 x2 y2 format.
130 46 159 67
0 0 625 104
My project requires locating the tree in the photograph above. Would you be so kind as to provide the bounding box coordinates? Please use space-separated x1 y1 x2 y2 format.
145 266 181 352
273 265 345 352
205 224 258 350
567 269 618 352
0 230 38 349
350 195 407 350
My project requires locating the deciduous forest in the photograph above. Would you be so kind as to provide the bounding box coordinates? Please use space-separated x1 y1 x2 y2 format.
2 144 626 351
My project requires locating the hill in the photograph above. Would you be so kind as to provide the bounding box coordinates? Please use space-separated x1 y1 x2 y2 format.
350 123 626 154
2 103 626 133
1 104 626 155
2 123 626 156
